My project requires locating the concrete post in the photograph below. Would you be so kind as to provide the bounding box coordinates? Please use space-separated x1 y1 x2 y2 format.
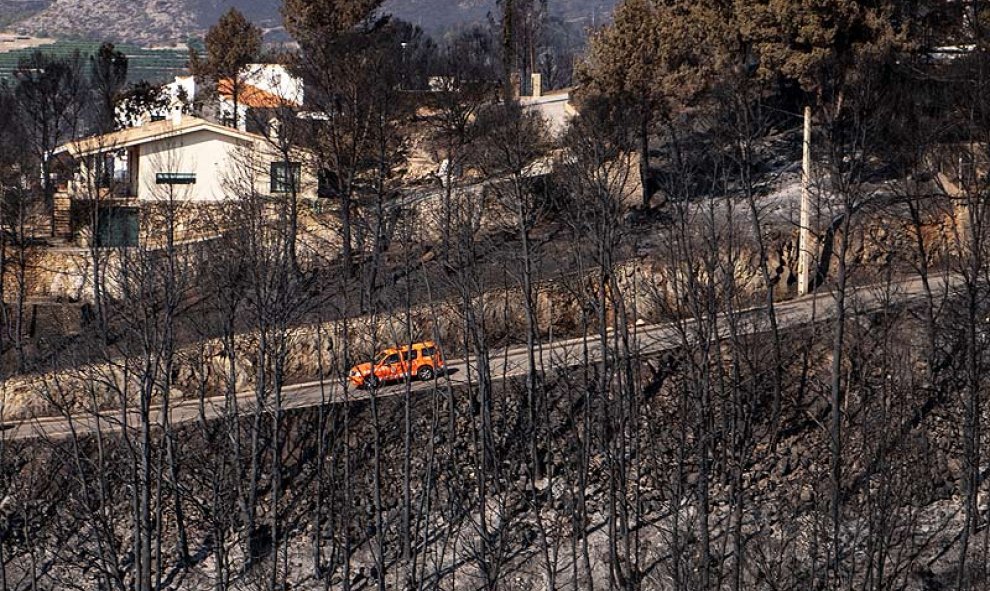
797 105 812 296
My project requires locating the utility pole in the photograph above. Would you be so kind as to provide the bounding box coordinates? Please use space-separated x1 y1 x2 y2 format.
797 105 812 295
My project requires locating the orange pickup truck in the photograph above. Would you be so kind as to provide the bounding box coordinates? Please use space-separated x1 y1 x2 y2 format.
348 341 445 389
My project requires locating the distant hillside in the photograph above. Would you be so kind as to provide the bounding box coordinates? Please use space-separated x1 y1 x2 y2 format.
8 0 280 46
385 0 612 36
0 0 48 28
0 0 615 45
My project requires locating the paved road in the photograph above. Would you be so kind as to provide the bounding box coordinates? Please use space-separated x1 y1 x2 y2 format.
3 274 959 441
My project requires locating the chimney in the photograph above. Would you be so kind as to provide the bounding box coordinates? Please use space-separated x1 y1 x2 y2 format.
531 72 542 98
171 107 182 125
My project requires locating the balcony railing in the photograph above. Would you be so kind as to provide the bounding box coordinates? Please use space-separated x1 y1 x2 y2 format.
62 179 137 200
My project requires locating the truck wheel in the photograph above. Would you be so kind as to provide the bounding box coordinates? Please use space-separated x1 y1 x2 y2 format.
417 365 435 381
367 376 379 389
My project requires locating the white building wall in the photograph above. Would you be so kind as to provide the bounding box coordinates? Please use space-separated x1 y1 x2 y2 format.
520 94 573 137
168 75 197 102
137 130 317 202
138 131 251 201
244 64 304 105
217 98 250 131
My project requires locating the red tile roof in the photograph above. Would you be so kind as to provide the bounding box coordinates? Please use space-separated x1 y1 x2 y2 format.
218 79 301 109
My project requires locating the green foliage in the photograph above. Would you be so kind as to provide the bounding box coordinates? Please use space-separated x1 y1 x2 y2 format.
733 0 908 99
90 42 128 129
582 0 910 110
281 0 385 52
116 80 170 128
580 0 725 114
191 8 261 82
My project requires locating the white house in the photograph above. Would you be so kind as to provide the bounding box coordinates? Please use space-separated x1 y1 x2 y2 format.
218 64 304 131
53 114 318 246
115 75 196 129
115 64 304 133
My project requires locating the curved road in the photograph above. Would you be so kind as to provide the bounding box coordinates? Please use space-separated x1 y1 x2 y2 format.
3 274 959 441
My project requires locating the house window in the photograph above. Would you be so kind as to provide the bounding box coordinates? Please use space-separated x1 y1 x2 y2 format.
317 168 338 197
156 172 196 184
95 207 139 248
93 154 114 188
270 162 301 194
